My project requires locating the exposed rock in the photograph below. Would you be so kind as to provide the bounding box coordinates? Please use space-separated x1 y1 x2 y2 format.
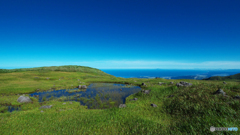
63 103 66 105
119 104 126 108
41 110 44 113
176 83 184 87
78 79 80 81
151 104 157 107
213 89 226 95
70 102 72 104
17 96 32 103
176 81 192 87
81 85 87 89
233 95 240 99
142 83 146 86
39 105 52 109
59 79 61 80
170 82 174 84
78 85 81 88
223 81 227 84
159 82 166 85
167 95 174 98
142 90 151 94
130 98 138 101
223 95 232 99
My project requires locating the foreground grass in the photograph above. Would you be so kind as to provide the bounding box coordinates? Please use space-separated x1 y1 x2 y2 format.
0 66 240 134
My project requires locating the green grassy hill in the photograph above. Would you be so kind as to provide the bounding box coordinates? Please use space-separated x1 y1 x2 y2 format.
203 73 240 81
0 65 112 76
0 65 239 134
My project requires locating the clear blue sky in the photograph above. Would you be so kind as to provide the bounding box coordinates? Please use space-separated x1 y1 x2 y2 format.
0 0 240 69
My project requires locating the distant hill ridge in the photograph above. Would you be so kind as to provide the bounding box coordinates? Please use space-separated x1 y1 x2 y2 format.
0 65 110 76
203 73 240 80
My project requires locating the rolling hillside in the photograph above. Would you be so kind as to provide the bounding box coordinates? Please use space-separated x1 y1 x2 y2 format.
0 65 112 76
203 73 240 81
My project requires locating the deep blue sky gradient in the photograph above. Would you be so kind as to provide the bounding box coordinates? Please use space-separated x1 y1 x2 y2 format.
0 0 240 69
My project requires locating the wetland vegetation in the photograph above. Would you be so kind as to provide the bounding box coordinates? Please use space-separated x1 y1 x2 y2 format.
0 65 239 134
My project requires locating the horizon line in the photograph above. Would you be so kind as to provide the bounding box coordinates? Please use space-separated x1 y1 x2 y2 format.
1 66 240 70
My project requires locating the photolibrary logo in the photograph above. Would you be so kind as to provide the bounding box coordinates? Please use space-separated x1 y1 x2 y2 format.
210 126 238 132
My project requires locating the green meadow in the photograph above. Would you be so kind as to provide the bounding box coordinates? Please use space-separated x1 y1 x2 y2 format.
0 65 239 134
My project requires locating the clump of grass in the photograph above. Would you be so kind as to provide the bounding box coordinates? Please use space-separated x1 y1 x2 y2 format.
42 96 47 101
163 83 240 134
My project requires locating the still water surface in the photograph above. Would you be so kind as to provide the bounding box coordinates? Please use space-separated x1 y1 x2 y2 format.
6 83 142 112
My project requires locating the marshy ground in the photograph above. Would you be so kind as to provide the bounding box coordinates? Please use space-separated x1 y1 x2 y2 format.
0 66 239 134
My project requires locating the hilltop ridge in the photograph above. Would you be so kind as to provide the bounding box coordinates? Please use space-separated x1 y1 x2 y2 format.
203 73 240 81
0 65 112 76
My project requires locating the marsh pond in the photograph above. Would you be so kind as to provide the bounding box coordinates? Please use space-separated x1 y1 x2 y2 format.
5 83 142 112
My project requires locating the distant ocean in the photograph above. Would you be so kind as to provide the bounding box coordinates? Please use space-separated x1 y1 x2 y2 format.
101 69 240 80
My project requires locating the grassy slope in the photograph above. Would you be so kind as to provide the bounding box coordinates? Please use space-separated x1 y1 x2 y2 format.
0 66 239 134
203 73 240 81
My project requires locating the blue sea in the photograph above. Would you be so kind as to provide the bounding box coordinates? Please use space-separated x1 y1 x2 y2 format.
101 69 240 80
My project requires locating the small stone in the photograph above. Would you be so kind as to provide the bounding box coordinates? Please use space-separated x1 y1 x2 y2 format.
159 82 166 85
39 105 52 109
167 95 174 98
142 83 146 86
81 85 87 89
213 89 226 95
233 95 240 99
223 81 227 84
119 104 126 108
151 104 157 107
176 81 192 87
130 98 138 101
142 90 151 94
17 96 32 103
70 102 72 104
41 110 44 113
63 103 66 105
